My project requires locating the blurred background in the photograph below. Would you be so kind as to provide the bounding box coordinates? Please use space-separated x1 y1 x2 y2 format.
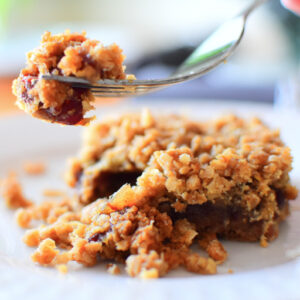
0 0 299 113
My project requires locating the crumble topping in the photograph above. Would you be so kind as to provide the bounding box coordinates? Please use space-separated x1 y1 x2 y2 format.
1 110 297 278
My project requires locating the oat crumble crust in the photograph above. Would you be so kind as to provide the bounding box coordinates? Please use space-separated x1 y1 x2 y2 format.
12 30 132 125
2 110 298 278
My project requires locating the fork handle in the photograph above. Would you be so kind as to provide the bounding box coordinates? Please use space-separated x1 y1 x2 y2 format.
241 0 269 18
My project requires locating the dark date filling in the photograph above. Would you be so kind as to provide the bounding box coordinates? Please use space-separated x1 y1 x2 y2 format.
34 89 86 125
79 167 289 244
20 75 85 125
20 76 38 104
158 190 287 242
78 171 142 203
157 201 261 241
95 171 142 198
82 171 289 243
87 194 288 246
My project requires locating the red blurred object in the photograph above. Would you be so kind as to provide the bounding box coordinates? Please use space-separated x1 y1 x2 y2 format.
281 0 300 15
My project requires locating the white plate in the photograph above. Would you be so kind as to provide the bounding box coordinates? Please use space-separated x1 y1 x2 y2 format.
0 99 300 300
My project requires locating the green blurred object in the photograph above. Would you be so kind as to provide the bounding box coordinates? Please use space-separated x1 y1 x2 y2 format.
0 0 11 38
0 0 33 38
182 42 231 67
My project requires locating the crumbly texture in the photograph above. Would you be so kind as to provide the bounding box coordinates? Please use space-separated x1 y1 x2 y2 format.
23 161 46 175
1 173 32 209
3 110 298 278
106 263 121 275
12 30 132 125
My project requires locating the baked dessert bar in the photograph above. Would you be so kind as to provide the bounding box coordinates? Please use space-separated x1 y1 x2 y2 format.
3 110 297 278
66 110 297 244
12 31 131 125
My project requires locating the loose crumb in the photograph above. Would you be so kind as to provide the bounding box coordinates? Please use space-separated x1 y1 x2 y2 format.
23 161 46 175
184 253 217 275
228 268 234 274
23 229 40 247
106 263 121 275
1 173 32 209
260 236 269 248
31 238 59 265
15 208 32 228
56 264 68 274
198 233 228 264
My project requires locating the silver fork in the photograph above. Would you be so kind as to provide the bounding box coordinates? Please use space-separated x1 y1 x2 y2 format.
42 0 268 98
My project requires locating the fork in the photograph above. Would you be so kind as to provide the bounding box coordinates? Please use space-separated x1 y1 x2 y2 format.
42 0 268 98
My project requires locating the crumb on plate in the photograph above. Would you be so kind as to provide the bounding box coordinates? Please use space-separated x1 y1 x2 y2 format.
56 264 68 274
23 161 46 175
1 173 32 209
107 263 121 275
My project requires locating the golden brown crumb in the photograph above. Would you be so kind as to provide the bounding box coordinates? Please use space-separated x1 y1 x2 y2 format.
228 268 234 274
31 238 59 265
106 263 121 275
139 269 159 279
126 251 169 279
260 236 269 248
23 161 46 175
1 173 32 209
15 209 32 228
198 233 227 263
15 197 78 227
56 264 68 274
184 253 217 275
23 229 41 247
284 184 298 200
